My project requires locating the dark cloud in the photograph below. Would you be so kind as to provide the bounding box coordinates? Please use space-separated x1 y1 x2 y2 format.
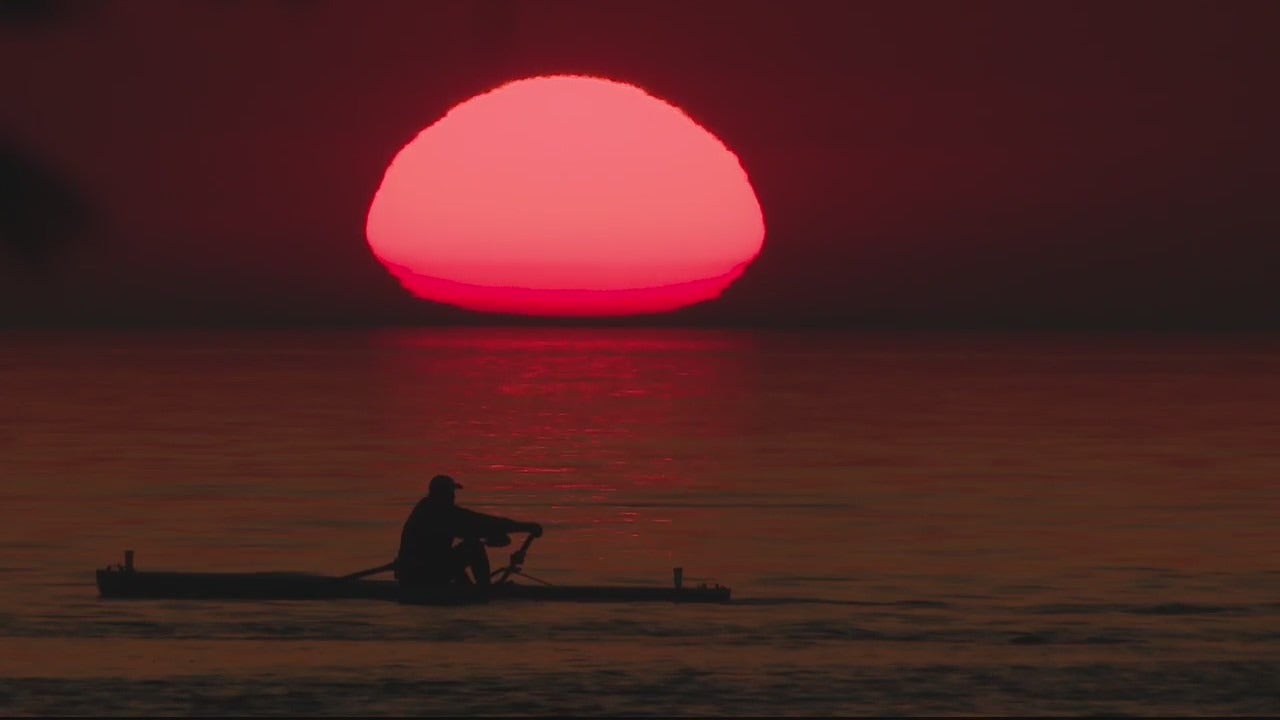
0 142 92 274
0 0 100 28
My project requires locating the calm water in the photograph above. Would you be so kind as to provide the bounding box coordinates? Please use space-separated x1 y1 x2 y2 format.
2 328 1278 716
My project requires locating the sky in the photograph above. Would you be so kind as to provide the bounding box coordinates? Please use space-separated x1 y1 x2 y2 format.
2 0 1278 329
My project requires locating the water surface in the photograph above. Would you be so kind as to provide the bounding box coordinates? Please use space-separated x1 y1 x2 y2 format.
2 329 1277 715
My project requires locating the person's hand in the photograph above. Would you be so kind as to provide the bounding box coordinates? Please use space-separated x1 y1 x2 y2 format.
526 523 544 538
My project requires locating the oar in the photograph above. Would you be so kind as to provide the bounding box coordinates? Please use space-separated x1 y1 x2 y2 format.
493 533 538 584
339 561 395 581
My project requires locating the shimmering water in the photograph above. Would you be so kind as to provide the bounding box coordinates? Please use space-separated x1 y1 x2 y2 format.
2 328 1278 715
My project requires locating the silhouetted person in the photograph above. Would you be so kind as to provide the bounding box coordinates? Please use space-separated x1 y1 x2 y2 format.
395 474 543 589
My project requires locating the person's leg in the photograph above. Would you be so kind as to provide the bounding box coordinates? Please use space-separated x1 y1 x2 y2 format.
453 539 491 586
448 542 473 584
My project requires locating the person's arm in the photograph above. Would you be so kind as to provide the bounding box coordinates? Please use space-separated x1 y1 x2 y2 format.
454 507 542 539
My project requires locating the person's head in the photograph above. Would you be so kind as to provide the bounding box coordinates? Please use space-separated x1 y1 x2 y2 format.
427 474 462 504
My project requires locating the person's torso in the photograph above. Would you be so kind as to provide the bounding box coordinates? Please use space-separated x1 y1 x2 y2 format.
397 499 456 567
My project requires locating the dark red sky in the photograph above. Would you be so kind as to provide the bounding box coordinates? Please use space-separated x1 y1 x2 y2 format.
2 0 1278 328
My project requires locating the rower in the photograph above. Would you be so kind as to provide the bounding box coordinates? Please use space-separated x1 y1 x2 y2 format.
394 474 543 590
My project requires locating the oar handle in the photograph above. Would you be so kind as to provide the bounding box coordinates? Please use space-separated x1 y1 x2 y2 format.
495 532 538 583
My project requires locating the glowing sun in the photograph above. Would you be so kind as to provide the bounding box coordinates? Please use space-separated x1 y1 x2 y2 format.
365 75 765 317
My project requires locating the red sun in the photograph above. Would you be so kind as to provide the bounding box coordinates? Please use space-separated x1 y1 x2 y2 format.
365 75 765 317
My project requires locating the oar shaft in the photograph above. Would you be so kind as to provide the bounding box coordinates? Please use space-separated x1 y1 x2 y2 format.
340 561 395 581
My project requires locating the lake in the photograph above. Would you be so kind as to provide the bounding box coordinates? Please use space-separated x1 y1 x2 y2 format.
2 328 1277 715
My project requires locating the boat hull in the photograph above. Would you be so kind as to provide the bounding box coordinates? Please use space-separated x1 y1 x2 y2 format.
95 567 731 604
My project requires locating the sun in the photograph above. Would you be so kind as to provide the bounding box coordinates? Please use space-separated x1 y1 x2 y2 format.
365 75 765 317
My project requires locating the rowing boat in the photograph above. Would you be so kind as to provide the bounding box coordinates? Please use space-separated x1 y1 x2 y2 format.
94 545 732 605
